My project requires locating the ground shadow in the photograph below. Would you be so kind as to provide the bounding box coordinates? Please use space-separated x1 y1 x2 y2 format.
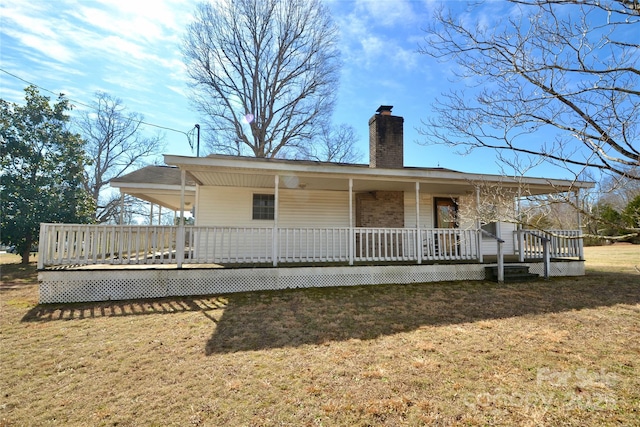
20 271 639 355
203 271 639 355
22 295 227 322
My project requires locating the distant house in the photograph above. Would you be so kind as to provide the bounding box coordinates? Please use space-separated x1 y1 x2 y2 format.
38 106 592 303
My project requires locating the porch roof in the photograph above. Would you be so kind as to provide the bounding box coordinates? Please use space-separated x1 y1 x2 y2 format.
110 165 196 211
110 155 594 211
163 153 594 195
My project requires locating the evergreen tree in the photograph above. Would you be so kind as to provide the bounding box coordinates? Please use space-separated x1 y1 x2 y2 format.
1 86 95 264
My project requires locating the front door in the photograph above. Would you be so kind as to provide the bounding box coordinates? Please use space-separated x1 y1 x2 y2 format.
434 198 458 228
433 198 459 256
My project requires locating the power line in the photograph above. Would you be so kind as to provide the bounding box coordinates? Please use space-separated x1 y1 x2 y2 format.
0 67 195 140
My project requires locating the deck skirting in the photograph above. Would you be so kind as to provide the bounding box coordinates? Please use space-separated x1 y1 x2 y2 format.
38 261 585 304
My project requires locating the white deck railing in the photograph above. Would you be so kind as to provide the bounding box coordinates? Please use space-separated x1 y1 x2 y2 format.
353 228 479 262
515 229 584 261
37 224 180 267
38 223 583 268
278 227 350 263
184 226 274 264
420 228 480 261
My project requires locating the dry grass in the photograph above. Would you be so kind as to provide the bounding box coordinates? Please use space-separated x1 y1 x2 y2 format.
1 246 639 426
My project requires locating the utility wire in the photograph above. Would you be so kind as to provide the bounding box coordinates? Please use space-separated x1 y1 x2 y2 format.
0 67 195 141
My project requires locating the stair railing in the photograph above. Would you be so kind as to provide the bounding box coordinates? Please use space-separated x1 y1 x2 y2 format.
480 229 505 283
517 230 551 280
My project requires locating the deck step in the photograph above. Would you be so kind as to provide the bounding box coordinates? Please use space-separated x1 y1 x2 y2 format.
485 265 539 282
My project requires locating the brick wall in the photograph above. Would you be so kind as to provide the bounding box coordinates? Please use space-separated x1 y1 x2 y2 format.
355 191 405 257
356 191 404 228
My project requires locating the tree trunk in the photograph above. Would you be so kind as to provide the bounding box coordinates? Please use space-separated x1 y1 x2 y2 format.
21 234 32 265
21 247 31 265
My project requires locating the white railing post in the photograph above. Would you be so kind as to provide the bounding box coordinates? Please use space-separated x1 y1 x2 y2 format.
543 238 550 280
518 230 525 262
497 239 504 283
177 226 185 269
37 223 47 269
578 230 585 260
416 228 422 264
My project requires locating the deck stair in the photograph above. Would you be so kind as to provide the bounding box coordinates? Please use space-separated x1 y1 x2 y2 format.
485 265 539 282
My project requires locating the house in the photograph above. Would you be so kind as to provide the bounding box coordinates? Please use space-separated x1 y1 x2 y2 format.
37 106 593 303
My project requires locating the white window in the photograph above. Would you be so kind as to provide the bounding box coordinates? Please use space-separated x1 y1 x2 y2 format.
252 194 274 220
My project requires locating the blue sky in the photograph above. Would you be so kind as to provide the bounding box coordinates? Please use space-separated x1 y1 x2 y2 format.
1 0 573 179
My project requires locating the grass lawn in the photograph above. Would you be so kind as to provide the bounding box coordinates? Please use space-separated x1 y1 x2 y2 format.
1 246 639 426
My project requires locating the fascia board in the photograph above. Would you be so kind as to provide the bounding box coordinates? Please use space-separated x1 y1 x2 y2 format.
163 154 595 190
110 182 197 192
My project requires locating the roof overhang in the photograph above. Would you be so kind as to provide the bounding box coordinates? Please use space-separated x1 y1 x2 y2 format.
110 182 196 212
163 154 595 197
110 166 196 211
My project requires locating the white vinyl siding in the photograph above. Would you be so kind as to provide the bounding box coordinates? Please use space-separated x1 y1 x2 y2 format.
404 192 433 228
195 186 348 228
196 187 268 227
279 189 349 227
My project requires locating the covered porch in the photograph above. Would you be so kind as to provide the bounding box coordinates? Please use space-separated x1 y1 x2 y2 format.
37 223 585 304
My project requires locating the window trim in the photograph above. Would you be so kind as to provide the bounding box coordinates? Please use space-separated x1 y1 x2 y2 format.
252 193 275 220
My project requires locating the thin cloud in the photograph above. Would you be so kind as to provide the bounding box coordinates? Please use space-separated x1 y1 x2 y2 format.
355 0 418 28
1 10 76 63
334 1 423 72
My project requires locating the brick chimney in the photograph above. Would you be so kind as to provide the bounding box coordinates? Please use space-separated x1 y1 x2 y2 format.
369 105 404 168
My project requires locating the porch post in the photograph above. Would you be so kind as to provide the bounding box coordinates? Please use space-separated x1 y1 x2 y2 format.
158 205 162 225
149 203 154 225
177 169 186 268
273 174 279 267
516 188 524 262
517 187 522 230
349 178 354 266
415 181 421 264
119 192 125 225
180 170 186 226
476 186 483 263
576 189 584 260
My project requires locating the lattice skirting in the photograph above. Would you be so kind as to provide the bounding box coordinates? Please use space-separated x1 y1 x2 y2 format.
38 261 585 304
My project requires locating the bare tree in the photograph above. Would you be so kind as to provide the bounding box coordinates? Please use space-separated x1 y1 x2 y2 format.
296 123 363 163
418 0 639 182
596 169 640 210
77 92 164 223
182 0 341 159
